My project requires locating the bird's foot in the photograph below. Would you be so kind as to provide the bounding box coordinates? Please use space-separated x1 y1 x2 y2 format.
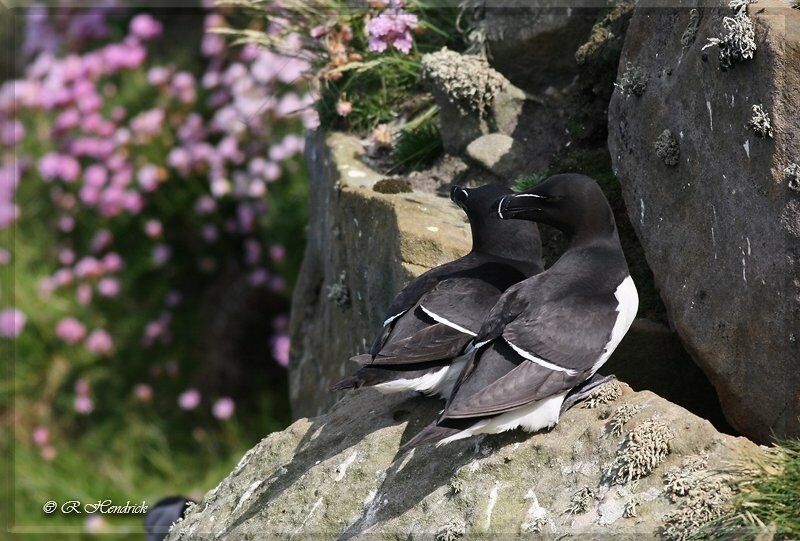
559 374 617 415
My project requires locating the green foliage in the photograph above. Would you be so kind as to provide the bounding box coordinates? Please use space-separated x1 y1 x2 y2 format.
512 173 546 193
698 441 800 540
392 106 443 170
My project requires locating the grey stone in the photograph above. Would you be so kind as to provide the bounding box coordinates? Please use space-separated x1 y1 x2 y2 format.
288 132 470 419
465 133 530 180
167 384 759 540
608 0 800 441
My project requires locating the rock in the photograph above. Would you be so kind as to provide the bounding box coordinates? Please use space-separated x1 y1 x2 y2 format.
167 383 759 540
288 132 470 419
465 133 531 180
483 2 603 95
608 0 800 441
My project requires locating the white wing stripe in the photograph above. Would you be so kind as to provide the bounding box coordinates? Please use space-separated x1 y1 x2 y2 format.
504 339 579 376
383 310 406 327
419 305 477 337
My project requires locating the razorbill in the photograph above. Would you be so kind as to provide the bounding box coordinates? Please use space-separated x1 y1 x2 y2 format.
144 496 194 541
331 183 543 398
404 174 639 447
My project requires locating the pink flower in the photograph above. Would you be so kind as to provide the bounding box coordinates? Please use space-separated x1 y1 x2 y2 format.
194 196 217 216
0 248 9 265
85 329 113 355
38 153 80 183
134 383 153 402
248 268 269 286
55 317 87 344
137 164 160 192
84 165 108 188
178 388 200 410
75 378 90 395
269 244 286 263
147 66 171 86
144 219 163 239
74 395 94 414
53 268 74 287
58 248 76 266
336 100 352 117
1 119 25 146
271 334 290 367
57 215 75 232
201 34 225 57
41 446 57 461
76 283 92 305
269 276 286 292
102 252 123 273
201 224 218 243
75 256 104 279
130 14 163 40
212 397 235 420
152 244 171 267
130 108 164 140
90 229 113 253
97 277 120 298
367 8 419 54
0 308 26 338
32 426 49 447
168 147 191 175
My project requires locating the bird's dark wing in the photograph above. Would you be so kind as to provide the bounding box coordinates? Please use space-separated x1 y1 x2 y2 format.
369 323 473 366
416 273 510 336
442 359 578 420
502 293 618 372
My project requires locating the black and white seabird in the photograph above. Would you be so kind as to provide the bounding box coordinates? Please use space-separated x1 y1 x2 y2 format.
331 183 543 398
144 496 194 541
404 174 639 447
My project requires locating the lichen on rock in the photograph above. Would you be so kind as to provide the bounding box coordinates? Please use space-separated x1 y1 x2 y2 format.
654 129 680 166
435 520 465 541
421 48 507 116
663 455 710 502
326 271 351 309
608 419 675 484
582 380 623 409
566 486 595 514
608 403 644 436
702 0 757 71
614 61 648 96
661 471 735 541
373 177 413 194
785 162 800 192
681 9 703 47
748 104 773 138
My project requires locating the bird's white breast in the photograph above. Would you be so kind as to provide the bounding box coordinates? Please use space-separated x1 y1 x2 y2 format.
591 275 638 374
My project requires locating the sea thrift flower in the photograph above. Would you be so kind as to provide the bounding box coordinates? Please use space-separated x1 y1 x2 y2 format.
75 256 104 278
75 378 90 395
271 334 290 367
144 219 163 239
85 329 113 355
212 397 235 420
130 14 163 40
90 229 113 253
32 426 50 447
335 99 352 116
134 383 153 402
102 252 123 273
0 248 10 265
0 308 26 338
152 244 171 267
248 268 269 286
97 277 120 297
165 290 182 308
41 446 57 461
55 317 87 344
178 388 201 410
74 394 94 414
76 283 92 305
137 164 160 192
367 7 419 54
269 244 286 263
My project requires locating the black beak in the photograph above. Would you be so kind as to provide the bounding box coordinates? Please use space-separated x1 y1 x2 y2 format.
495 193 546 220
450 185 468 207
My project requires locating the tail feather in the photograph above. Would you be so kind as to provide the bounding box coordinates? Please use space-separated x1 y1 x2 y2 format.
350 353 372 366
401 422 461 450
330 374 364 391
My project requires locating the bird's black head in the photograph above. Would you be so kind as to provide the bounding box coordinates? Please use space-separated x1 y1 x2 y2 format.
450 183 542 270
494 174 617 244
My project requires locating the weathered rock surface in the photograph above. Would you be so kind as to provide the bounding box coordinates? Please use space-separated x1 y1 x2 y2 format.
288 132 470 419
167 383 759 540
608 0 800 441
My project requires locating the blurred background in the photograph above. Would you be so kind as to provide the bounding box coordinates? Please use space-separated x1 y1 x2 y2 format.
1 3 316 536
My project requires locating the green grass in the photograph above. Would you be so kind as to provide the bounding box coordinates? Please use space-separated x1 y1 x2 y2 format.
392 106 443 171
697 441 800 540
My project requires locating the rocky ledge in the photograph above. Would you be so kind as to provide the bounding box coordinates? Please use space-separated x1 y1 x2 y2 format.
167 382 758 540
